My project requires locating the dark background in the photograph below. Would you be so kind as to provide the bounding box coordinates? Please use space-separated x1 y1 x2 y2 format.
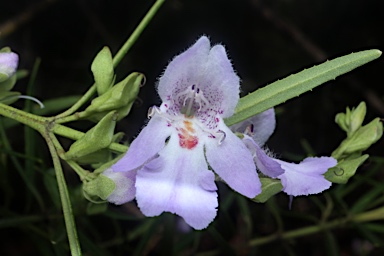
1 0 383 255
1 0 383 155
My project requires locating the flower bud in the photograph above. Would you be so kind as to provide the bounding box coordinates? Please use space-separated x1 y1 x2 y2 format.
335 102 367 137
91 46 115 96
0 49 19 82
333 118 383 158
84 72 144 121
335 112 348 134
344 118 382 154
348 102 366 136
74 132 125 166
65 111 117 160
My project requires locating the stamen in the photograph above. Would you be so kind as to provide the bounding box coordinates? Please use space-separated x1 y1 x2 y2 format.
184 85 196 117
175 84 211 117
217 130 226 145
174 85 194 106
245 124 254 136
147 106 161 119
17 95 45 109
195 87 210 111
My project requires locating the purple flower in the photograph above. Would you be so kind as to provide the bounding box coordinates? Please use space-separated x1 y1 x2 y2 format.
237 109 337 197
0 51 19 79
104 36 261 229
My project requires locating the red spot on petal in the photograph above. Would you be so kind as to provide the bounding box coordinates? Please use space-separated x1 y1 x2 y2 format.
178 133 198 149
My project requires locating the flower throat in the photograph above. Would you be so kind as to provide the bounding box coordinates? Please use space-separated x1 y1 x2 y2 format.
177 84 209 117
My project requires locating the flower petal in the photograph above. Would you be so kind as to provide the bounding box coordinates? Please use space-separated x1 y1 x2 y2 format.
242 135 284 178
102 168 137 205
201 44 240 118
135 134 218 230
157 36 211 102
231 108 276 146
112 115 171 172
276 157 337 196
205 123 261 198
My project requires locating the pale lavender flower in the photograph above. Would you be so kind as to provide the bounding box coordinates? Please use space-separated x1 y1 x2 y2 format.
0 52 19 79
238 109 337 197
104 36 261 229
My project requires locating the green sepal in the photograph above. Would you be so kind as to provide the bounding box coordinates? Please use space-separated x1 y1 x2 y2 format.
252 177 283 203
0 74 17 91
87 98 135 122
74 132 125 165
65 111 117 160
84 72 144 121
74 149 111 165
91 46 115 96
0 73 8 83
332 118 383 159
0 47 11 53
324 154 368 184
83 174 116 203
0 91 21 105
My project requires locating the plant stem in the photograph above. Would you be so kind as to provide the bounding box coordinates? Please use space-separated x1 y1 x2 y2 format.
249 218 348 246
55 0 165 120
112 0 165 67
55 111 88 124
45 133 82 256
49 133 91 181
54 86 96 119
249 206 384 247
0 102 46 132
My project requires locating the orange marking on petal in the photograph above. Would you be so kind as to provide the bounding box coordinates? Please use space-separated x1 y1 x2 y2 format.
183 120 195 133
178 121 198 149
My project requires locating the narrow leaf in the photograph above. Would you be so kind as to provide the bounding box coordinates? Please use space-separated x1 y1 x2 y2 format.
225 49 381 126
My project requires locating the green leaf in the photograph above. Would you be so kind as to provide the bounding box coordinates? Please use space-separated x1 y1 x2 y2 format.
351 187 384 214
225 49 382 126
252 177 283 203
324 154 368 184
